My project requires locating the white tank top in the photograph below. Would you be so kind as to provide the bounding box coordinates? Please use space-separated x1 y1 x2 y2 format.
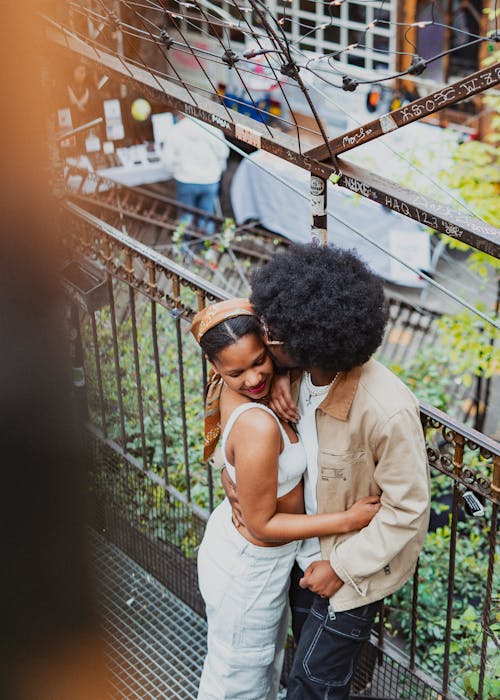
221 403 306 498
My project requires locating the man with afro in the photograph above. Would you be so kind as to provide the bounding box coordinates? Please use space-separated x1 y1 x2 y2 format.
248 243 430 699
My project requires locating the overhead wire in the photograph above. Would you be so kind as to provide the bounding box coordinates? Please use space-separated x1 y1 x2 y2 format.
290 45 495 227
60 2 499 328
73 0 498 204
79 2 500 208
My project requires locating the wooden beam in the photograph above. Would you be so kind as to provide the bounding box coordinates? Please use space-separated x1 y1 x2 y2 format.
305 63 500 161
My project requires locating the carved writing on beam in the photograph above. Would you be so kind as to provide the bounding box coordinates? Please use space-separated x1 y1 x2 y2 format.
383 196 411 218
342 177 372 198
342 126 373 149
400 67 500 123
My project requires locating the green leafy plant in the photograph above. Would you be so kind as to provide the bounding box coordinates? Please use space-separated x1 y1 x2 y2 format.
388 307 500 421
437 40 500 281
385 517 500 699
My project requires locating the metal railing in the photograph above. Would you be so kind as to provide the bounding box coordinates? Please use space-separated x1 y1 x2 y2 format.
63 202 499 699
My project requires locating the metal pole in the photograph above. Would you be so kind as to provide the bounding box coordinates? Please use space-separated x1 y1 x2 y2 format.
310 174 328 246
69 301 89 425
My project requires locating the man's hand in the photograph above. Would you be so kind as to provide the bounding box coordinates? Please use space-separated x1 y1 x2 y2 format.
299 560 344 598
220 467 244 528
268 373 300 423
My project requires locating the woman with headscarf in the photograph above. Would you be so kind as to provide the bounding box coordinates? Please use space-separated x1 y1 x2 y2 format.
191 299 380 700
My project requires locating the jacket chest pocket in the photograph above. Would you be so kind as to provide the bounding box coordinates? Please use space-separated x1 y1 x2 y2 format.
318 449 367 483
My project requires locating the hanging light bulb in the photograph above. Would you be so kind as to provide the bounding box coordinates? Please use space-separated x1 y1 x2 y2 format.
131 98 152 122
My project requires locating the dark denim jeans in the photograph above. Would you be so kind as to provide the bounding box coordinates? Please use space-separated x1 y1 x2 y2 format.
287 563 380 700
174 180 219 235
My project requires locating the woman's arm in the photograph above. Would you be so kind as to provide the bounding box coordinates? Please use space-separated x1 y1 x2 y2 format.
229 411 380 544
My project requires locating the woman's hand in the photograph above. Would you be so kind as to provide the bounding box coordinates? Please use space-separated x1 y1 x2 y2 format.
268 373 299 423
344 496 381 532
221 467 244 528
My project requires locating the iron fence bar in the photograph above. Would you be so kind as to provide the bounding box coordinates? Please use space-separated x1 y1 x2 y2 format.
201 351 213 511
473 372 485 432
442 485 460 698
69 301 89 424
90 310 108 438
72 192 179 234
304 63 500 161
172 275 192 502
442 432 464 696
150 298 169 486
128 281 148 470
106 273 127 449
44 16 500 257
195 291 214 513
376 599 385 665
64 201 225 302
409 559 419 671
477 500 499 699
87 423 210 521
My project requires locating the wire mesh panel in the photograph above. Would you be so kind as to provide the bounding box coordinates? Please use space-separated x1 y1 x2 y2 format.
91 529 207 698
89 433 207 615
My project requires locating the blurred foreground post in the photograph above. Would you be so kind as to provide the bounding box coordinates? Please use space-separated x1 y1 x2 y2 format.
0 4 108 699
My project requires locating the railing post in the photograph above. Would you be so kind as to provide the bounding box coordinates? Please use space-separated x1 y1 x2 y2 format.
310 174 328 246
68 300 89 425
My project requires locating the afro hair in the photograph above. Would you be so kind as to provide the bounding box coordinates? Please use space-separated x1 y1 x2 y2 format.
250 244 388 372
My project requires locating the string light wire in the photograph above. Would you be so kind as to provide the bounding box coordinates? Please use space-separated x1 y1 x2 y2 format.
58 2 500 329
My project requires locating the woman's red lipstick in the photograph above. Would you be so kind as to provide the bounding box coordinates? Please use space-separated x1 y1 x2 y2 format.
247 379 267 394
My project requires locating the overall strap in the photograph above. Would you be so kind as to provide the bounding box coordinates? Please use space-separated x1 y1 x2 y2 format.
221 402 290 462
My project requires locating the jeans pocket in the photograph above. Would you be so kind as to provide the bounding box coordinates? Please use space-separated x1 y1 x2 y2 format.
199 637 277 700
302 602 378 687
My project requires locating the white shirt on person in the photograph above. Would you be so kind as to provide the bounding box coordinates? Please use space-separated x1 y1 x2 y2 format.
161 117 229 185
295 374 326 571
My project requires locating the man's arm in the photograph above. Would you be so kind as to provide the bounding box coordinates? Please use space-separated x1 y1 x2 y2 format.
220 465 244 528
267 372 300 423
329 406 430 592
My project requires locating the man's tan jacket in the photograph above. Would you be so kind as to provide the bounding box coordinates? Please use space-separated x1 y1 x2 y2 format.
291 359 430 612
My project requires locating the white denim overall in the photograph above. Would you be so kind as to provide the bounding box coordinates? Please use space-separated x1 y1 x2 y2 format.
197 403 306 700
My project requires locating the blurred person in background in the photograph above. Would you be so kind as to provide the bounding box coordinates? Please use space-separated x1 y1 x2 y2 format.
66 62 97 128
161 114 229 238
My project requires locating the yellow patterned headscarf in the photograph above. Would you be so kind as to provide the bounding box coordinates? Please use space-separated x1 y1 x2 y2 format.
190 298 257 460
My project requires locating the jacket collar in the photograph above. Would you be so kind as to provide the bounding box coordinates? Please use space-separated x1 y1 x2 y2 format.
291 365 362 421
